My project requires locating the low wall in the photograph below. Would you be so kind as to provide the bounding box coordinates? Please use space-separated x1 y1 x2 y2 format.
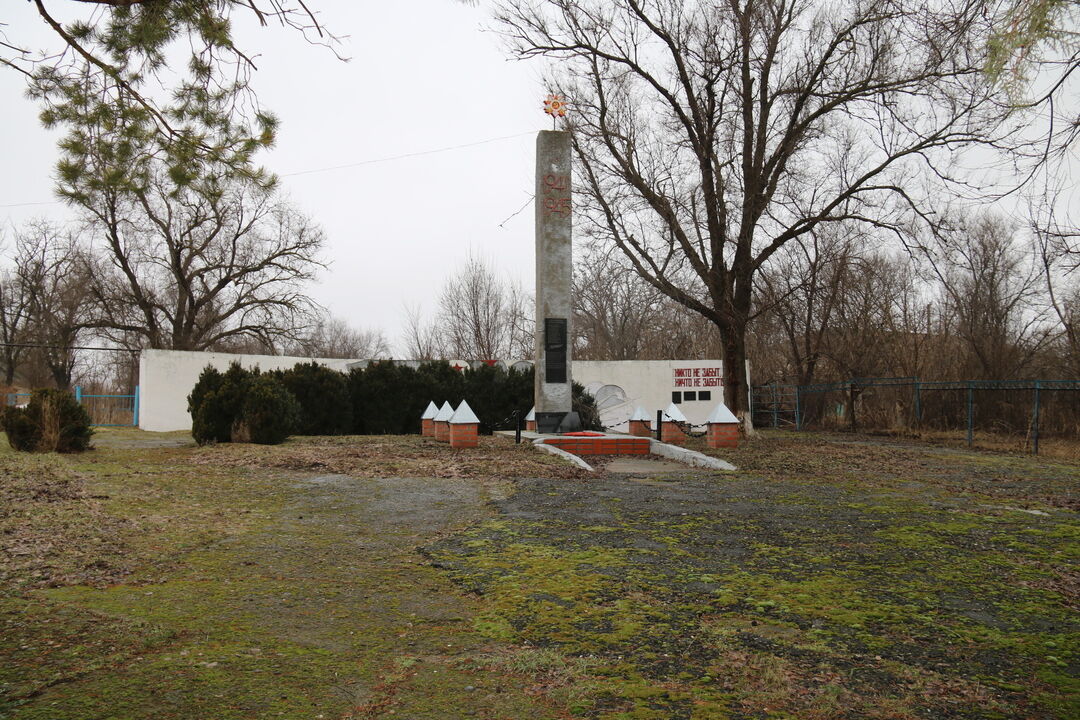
575 359 724 429
138 351 737 433
138 349 359 432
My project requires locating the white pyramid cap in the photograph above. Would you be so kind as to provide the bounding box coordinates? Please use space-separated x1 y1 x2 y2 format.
421 400 439 420
433 401 455 422
629 405 651 422
662 403 687 423
449 399 480 425
525 406 535 421
706 402 739 424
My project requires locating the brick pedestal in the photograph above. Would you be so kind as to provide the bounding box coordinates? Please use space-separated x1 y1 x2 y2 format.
421 418 435 437
545 435 649 455
660 421 685 445
526 420 536 432
435 421 450 442
628 419 652 437
707 422 739 448
449 422 478 448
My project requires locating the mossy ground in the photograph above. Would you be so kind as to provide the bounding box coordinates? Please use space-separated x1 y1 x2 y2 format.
1 428 1076 719
427 432 1078 719
1 430 574 719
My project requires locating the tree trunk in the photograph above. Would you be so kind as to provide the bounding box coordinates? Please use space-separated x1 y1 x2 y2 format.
718 316 752 425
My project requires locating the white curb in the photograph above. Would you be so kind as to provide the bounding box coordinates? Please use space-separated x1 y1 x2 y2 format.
649 440 736 471
532 438 595 472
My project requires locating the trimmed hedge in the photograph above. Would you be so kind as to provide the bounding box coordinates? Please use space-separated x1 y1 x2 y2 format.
239 375 301 445
188 359 601 441
2 388 93 453
188 362 300 445
274 362 352 435
347 360 599 435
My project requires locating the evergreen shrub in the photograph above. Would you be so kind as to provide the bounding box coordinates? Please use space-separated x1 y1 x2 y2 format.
188 362 299 445
573 382 603 431
186 359 602 440
276 362 352 435
239 375 301 445
346 360 599 435
189 363 259 445
2 388 93 453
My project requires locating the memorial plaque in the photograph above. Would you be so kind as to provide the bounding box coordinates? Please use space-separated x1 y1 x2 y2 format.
544 318 567 384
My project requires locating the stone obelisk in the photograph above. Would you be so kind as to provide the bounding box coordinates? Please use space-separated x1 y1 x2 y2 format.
534 130 578 433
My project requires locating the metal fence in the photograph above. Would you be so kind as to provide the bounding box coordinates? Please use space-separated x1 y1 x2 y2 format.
751 377 1080 454
4 386 140 427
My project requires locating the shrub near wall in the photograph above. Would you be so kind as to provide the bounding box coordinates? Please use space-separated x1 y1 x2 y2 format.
187 359 602 442
188 363 300 445
1 388 93 453
238 375 301 445
346 360 598 435
348 361 471 435
189 363 256 445
461 364 532 434
275 362 352 435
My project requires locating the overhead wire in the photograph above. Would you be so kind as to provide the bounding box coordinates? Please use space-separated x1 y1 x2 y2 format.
0 130 536 207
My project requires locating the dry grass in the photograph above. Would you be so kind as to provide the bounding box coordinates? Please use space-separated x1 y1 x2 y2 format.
188 433 589 481
0 455 132 590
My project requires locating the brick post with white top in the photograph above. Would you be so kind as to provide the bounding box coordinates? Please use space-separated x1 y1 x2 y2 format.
627 405 652 437
433 401 454 442
449 400 480 448
420 400 438 437
661 403 688 445
706 402 740 448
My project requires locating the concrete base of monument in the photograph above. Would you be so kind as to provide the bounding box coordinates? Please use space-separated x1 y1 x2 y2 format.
493 430 736 472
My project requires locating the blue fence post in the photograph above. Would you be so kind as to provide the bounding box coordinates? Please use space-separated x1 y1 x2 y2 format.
1032 381 1040 456
74 385 82 405
972 379 980 446
133 385 140 428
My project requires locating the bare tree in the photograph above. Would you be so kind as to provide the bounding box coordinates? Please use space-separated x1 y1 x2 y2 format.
12 221 93 389
437 253 533 360
67 161 325 351
1036 212 1080 377
575 249 726 360
933 213 1051 378
0 238 35 387
497 0 1011 418
285 315 391 359
400 304 444 361
754 228 859 386
574 251 663 360
823 253 910 380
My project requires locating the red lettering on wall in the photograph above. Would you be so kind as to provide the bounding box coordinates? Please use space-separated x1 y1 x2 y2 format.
673 366 724 389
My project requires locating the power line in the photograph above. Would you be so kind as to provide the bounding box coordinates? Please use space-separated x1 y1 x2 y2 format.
498 193 534 228
0 130 537 207
0 200 62 209
0 342 139 353
280 131 534 178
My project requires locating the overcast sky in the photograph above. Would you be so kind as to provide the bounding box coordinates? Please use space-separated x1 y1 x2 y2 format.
3 3 1076 358
1 1 548 353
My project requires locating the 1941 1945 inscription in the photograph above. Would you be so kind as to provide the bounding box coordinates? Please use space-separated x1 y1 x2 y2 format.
542 173 570 215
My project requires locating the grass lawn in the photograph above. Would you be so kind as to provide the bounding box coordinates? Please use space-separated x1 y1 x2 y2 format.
1 429 1076 719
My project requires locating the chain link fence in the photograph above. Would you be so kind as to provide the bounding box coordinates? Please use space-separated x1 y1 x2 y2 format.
752 377 1080 454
